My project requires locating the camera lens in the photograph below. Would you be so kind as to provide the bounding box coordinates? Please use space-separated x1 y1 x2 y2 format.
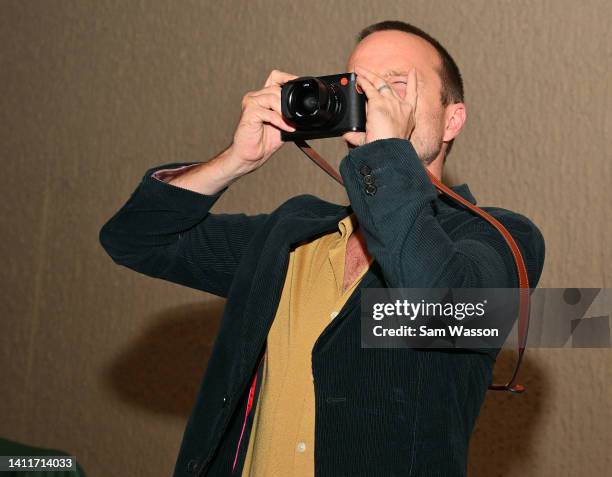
301 94 319 114
284 77 343 128
293 85 319 116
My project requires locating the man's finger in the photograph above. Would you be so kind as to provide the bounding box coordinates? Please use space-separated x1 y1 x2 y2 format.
355 73 379 100
244 92 282 115
244 106 295 132
355 65 386 85
264 69 299 88
249 85 282 100
342 131 366 147
355 66 398 99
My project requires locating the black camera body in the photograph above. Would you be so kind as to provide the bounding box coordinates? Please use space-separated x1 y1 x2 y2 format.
280 72 366 141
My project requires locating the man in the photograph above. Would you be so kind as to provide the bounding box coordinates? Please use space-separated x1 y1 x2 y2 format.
99 20 545 477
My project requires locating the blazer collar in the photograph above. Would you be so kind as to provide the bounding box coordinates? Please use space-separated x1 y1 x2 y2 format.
284 182 477 247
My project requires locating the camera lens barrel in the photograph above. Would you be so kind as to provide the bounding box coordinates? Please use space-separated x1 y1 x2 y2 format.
284 77 343 128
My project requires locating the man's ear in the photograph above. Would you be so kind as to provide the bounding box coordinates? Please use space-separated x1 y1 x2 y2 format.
442 103 466 142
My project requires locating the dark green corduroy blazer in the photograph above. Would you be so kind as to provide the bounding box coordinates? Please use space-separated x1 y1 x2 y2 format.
99 138 545 477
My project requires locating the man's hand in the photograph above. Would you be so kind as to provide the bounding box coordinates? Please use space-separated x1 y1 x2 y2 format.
154 69 298 196
225 69 298 175
343 66 418 147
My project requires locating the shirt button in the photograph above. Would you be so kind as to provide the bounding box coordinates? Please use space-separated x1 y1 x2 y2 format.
296 442 307 453
330 311 339 320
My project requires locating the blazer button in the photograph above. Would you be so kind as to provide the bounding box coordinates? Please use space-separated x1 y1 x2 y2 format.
363 174 375 185
186 459 199 473
222 395 228 407
365 184 377 196
359 164 372 176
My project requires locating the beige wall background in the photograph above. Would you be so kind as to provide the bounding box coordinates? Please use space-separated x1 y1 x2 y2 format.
1 0 610 475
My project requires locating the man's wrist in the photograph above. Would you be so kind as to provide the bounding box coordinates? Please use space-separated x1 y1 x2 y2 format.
159 148 245 196
213 145 255 182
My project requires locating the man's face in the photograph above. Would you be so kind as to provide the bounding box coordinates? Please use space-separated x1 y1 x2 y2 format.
344 30 449 165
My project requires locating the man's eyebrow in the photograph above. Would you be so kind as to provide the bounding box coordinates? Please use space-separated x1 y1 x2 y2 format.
382 69 410 77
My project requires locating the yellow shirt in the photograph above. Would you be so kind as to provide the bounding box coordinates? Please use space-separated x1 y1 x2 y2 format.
240 213 372 476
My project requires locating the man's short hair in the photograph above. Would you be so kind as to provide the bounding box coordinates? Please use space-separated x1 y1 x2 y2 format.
357 20 464 158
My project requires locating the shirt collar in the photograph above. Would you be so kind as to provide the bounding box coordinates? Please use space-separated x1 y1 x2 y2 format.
338 212 358 239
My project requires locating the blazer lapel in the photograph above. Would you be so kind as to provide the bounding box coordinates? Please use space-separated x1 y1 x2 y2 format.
237 200 351 390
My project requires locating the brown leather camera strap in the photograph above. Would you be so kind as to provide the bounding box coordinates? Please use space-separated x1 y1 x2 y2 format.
295 140 531 393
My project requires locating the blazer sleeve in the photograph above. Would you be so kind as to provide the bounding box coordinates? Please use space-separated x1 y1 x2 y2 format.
339 138 546 289
98 161 268 297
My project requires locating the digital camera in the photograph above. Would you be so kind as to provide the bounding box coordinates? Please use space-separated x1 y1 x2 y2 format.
280 72 366 141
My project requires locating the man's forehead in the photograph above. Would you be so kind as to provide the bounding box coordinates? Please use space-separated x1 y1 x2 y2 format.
346 31 442 74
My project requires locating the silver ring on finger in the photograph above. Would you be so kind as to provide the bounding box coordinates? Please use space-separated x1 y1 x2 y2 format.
377 83 392 93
